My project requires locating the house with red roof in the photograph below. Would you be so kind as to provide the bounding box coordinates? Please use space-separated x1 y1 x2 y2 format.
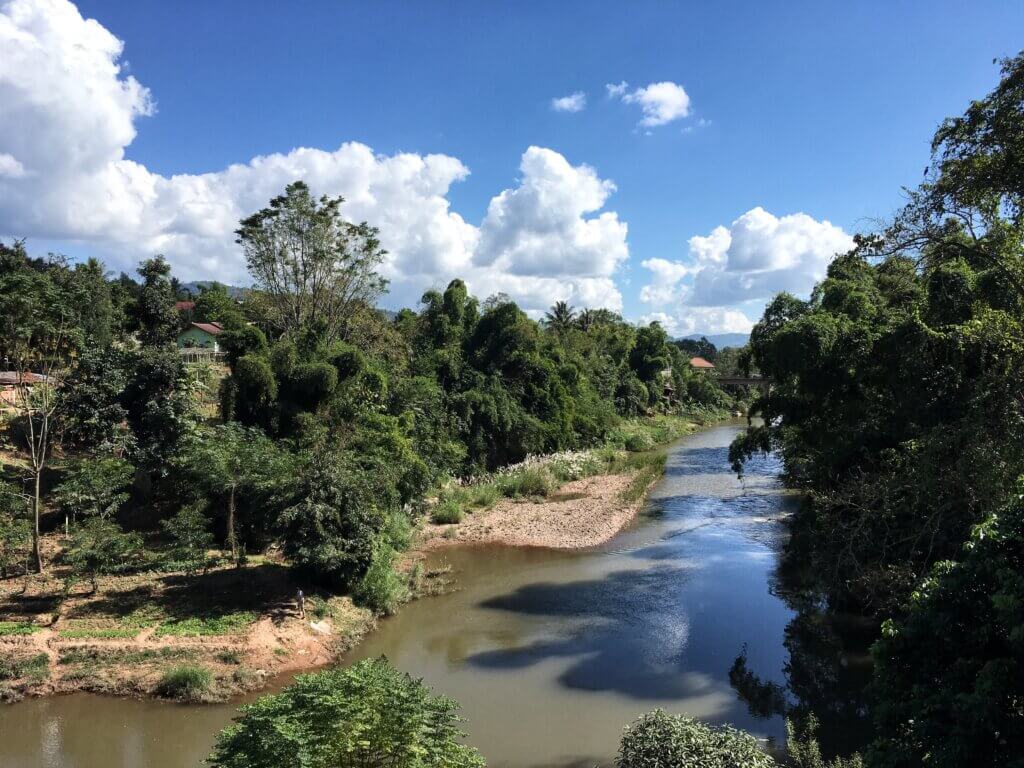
688 356 716 370
177 322 224 352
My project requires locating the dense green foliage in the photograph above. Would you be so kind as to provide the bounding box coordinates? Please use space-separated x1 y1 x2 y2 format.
730 52 1024 765
159 505 217 574
63 516 143 593
208 658 485 768
870 486 1024 768
616 709 775 768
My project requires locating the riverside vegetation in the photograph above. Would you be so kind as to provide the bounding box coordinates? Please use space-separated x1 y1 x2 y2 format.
0 165 742 706
208 50 1022 768
3 47 1021 768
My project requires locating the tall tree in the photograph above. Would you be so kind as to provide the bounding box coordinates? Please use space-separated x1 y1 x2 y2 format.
0 242 76 572
543 301 576 335
136 256 180 347
178 423 285 563
53 457 133 535
237 181 388 343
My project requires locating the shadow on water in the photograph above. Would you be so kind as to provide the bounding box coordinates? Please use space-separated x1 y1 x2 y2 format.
467 427 876 759
469 565 712 701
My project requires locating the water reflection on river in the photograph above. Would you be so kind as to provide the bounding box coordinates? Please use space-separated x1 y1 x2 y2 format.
0 422 870 768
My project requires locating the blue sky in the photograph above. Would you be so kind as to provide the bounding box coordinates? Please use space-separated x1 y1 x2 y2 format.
2 0 1022 334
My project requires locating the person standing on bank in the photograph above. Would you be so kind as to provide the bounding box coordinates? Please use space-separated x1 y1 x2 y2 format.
296 588 306 619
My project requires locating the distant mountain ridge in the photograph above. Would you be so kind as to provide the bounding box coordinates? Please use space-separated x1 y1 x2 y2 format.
180 281 248 299
682 333 749 348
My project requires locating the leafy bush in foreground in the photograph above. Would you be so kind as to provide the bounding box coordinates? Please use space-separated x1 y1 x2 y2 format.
617 709 775 768
208 657 485 768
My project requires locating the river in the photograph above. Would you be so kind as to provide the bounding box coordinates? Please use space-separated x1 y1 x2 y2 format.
1 422 871 767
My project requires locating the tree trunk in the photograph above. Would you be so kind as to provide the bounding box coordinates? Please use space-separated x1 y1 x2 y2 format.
228 485 238 566
32 469 43 574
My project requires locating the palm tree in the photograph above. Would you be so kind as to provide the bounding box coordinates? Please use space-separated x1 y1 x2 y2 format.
543 301 576 334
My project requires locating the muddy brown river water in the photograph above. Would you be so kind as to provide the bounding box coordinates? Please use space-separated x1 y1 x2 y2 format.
2 422 865 768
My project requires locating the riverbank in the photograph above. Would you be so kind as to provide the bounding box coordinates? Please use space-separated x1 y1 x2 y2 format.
0 559 377 704
416 454 667 550
0 413 726 705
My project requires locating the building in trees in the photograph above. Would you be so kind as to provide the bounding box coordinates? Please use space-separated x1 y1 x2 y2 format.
177 321 224 352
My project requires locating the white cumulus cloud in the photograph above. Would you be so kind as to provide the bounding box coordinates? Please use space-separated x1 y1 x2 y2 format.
0 0 629 316
551 91 586 113
640 308 753 337
609 81 692 127
639 207 853 334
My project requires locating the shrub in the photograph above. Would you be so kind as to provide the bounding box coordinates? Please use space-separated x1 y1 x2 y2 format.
617 709 776 768
64 516 144 593
547 451 604 482
500 467 553 498
467 482 500 507
156 665 213 701
216 649 243 665
352 539 408 615
0 653 49 683
624 432 655 452
431 499 463 525
208 658 484 768
160 505 216 574
787 715 864 768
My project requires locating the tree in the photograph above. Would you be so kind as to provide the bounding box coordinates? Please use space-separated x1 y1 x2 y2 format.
870 485 1024 768
542 301 576 335
237 181 388 343
64 516 143 594
123 346 196 474
0 241 76 572
194 282 246 329
160 505 216 574
0 481 30 580
628 322 671 406
136 256 180 346
208 657 485 768
53 457 133 535
178 424 285 564
675 336 718 363
57 345 132 451
277 451 399 590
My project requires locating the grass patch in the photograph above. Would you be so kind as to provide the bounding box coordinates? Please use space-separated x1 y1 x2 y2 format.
465 483 500 508
430 499 463 525
155 611 256 637
0 653 49 683
609 415 699 451
155 665 213 701
624 432 655 452
619 453 668 504
58 646 195 666
58 627 138 639
499 467 554 499
0 621 41 636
